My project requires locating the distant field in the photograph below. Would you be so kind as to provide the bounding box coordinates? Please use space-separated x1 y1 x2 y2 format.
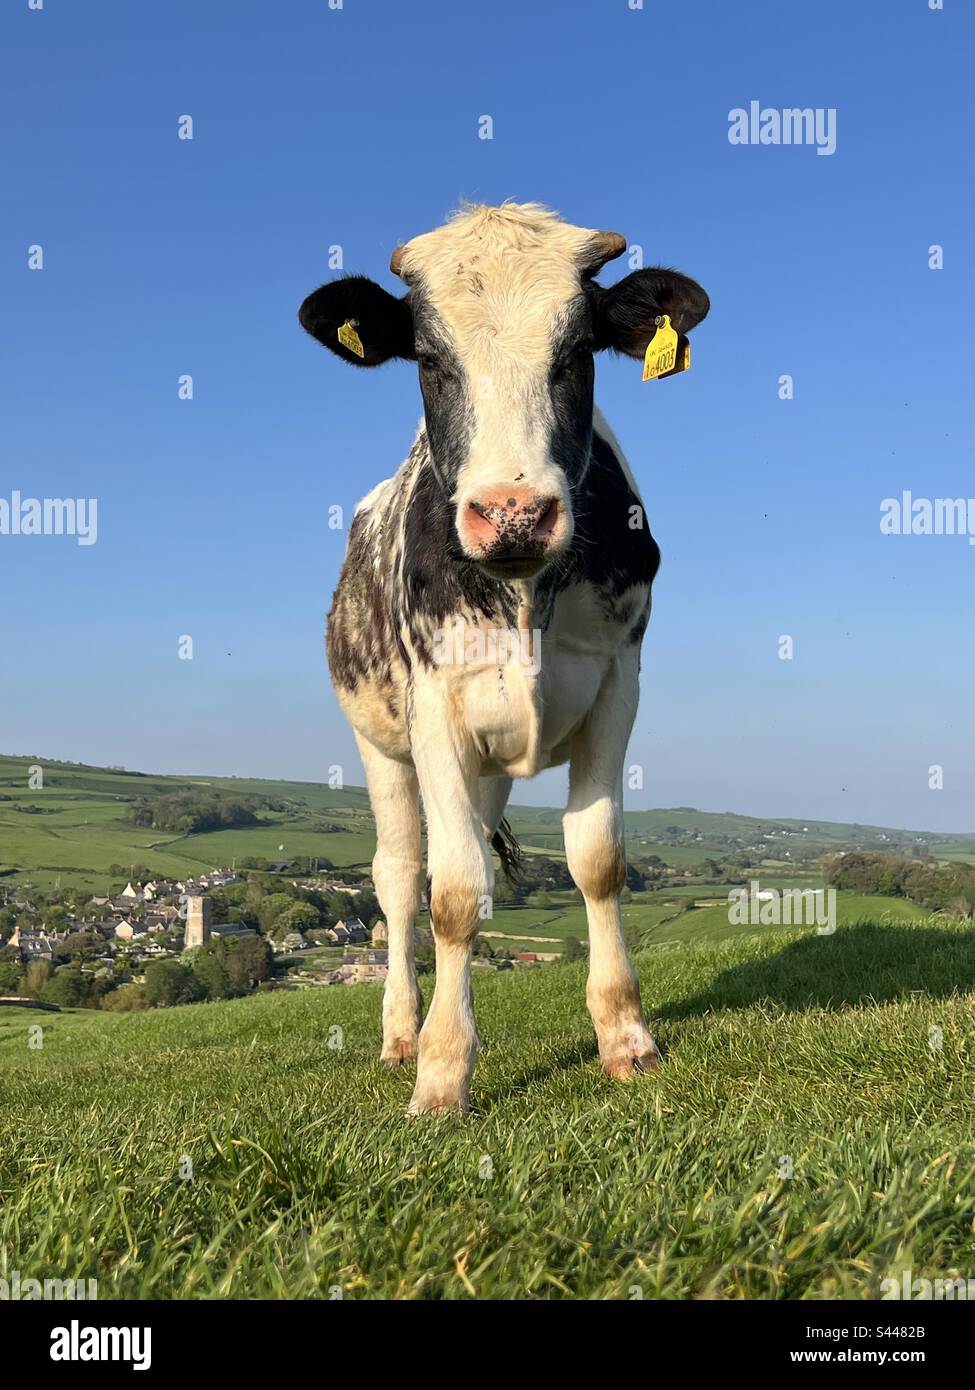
644 891 932 949
0 755 378 892
2 914 974 1299
3 754 974 896
459 888 930 956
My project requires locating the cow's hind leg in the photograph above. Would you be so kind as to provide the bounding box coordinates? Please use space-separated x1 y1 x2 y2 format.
356 734 424 1067
563 653 660 1079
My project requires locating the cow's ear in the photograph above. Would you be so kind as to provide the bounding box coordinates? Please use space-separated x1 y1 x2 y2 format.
298 274 415 366
593 268 710 359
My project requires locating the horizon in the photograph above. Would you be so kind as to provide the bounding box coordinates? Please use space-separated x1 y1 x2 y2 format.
3 748 972 840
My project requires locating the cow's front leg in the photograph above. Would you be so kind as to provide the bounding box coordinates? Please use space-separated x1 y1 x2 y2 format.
409 715 490 1114
563 653 660 1079
355 734 425 1066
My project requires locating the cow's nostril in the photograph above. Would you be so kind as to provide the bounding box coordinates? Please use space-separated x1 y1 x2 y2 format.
465 501 499 544
534 499 560 537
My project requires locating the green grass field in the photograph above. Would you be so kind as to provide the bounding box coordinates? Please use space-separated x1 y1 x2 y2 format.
0 754 379 892
475 889 930 955
5 753 974 894
2 914 974 1300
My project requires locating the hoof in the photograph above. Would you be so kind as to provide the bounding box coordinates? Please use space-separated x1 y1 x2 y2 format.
407 1100 467 1117
600 1029 661 1080
408 1072 471 1115
380 1038 418 1068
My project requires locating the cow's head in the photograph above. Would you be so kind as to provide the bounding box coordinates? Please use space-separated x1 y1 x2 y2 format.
299 203 708 580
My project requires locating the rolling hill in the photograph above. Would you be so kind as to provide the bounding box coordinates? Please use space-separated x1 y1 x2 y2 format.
3 752 973 897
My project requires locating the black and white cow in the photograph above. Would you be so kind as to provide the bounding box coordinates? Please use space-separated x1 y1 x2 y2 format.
299 203 708 1113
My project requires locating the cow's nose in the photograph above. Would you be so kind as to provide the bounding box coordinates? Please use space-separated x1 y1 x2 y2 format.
462 490 561 552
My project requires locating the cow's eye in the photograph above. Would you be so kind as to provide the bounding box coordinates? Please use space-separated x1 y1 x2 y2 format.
554 341 593 377
417 352 440 373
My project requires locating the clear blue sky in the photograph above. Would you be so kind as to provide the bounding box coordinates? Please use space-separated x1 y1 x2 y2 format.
2 0 972 831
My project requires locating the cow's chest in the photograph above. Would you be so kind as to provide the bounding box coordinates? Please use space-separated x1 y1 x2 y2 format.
455 582 643 778
458 645 607 777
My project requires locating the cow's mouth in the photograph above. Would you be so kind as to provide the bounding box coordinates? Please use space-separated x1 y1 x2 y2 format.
479 553 549 580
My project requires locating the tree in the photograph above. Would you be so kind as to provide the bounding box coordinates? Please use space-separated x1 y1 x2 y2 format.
257 892 299 935
226 935 273 992
22 961 50 998
192 939 235 1000
101 983 148 1012
40 969 90 1009
0 959 23 993
276 902 320 936
144 959 201 1008
625 863 645 892
525 891 553 909
491 877 516 905
354 888 382 926
561 936 586 962
54 930 101 963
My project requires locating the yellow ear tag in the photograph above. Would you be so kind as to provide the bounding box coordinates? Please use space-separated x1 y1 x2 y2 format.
337 320 365 358
642 314 680 381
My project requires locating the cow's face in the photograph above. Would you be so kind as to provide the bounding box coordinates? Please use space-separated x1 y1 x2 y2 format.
299 204 708 581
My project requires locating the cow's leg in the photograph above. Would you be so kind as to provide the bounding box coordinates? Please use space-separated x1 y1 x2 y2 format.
563 653 660 1079
472 776 512 1039
409 718 490 1114
355 733 424 1067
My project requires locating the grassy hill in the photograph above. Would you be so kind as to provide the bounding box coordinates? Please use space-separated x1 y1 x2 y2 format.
0 754 377 893
3 752 974 896
2 914 974 1299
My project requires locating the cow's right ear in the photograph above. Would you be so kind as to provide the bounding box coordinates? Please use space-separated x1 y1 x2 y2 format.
298 274 416 367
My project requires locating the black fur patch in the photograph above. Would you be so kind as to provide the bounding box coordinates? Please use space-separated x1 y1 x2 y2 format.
593 267 710 359
411 287 474 495
536 431 660 642
298 275 415 367
547 296 596 489
327 504 399 691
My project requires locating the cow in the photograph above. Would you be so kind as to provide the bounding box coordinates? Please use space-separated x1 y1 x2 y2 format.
298 202 709 1113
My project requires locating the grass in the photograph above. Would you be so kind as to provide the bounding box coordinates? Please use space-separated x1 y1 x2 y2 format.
645 891 931 948
480 889 932 955
2 915 974 1300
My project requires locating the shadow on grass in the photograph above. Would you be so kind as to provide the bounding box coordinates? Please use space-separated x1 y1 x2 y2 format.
474 1039 599 1114
657 922 975 1021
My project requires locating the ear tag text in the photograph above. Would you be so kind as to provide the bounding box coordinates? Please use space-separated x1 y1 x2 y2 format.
642 314 688 381
338 320 365 358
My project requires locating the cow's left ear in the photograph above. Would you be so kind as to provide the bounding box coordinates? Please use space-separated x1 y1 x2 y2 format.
298 274 416 367
592 268 710 359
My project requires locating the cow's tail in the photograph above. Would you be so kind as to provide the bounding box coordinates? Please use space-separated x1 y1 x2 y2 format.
491 817 525 885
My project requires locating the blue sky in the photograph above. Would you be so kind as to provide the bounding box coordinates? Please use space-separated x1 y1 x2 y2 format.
2 0 972 831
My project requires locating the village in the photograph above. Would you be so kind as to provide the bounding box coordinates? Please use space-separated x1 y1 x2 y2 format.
1 867 385 983
0 859 550 1011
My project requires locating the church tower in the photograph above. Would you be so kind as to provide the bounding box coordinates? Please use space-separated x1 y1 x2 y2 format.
183 893 212 950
